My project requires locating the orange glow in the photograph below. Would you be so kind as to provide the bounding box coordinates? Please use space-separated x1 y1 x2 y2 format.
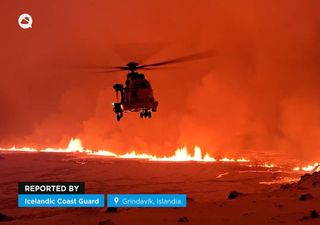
263 163 275 168
293 166 300 171
41 138 90 153
0 146 38 152
1 138 319 173
293 163 320 172
237 158 250 162
149 146 217 162
1 0 320 170
0 138 249 163
219 157 235 162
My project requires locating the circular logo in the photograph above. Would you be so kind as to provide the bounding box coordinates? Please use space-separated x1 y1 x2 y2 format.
18 13 33 29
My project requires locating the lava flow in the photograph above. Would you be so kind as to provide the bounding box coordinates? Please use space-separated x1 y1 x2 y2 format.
0 138 236 162
0 138 319 173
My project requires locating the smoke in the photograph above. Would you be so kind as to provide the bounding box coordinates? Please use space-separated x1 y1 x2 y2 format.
0 0 320 160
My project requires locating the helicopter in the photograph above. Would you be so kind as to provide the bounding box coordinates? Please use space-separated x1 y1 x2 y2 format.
90 50 214 121
111 62 158 121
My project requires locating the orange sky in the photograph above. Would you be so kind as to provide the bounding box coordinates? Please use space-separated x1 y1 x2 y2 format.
0 0 320 160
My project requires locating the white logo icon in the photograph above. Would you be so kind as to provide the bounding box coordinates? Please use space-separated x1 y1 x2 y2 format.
114 197 119 204
18 13 33 29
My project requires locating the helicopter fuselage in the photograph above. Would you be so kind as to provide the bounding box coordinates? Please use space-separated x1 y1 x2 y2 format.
112 72 158 121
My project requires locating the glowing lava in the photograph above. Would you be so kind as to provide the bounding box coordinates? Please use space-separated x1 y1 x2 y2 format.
1 138 319 172
293 163 320 172
0 138 247 163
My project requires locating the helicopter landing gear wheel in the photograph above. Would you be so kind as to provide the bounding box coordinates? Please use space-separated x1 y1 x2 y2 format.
140 110 151 119
116 112 123 122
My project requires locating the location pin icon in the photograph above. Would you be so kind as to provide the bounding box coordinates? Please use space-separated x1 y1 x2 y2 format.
114 197 119 204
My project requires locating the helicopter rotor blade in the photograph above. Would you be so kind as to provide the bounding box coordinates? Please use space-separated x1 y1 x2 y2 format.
138 50 215 69
61 49 215 74
141 66 177 71
91 69 124 73
66 63 130 71
87 66 128 70
114 66 130 70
